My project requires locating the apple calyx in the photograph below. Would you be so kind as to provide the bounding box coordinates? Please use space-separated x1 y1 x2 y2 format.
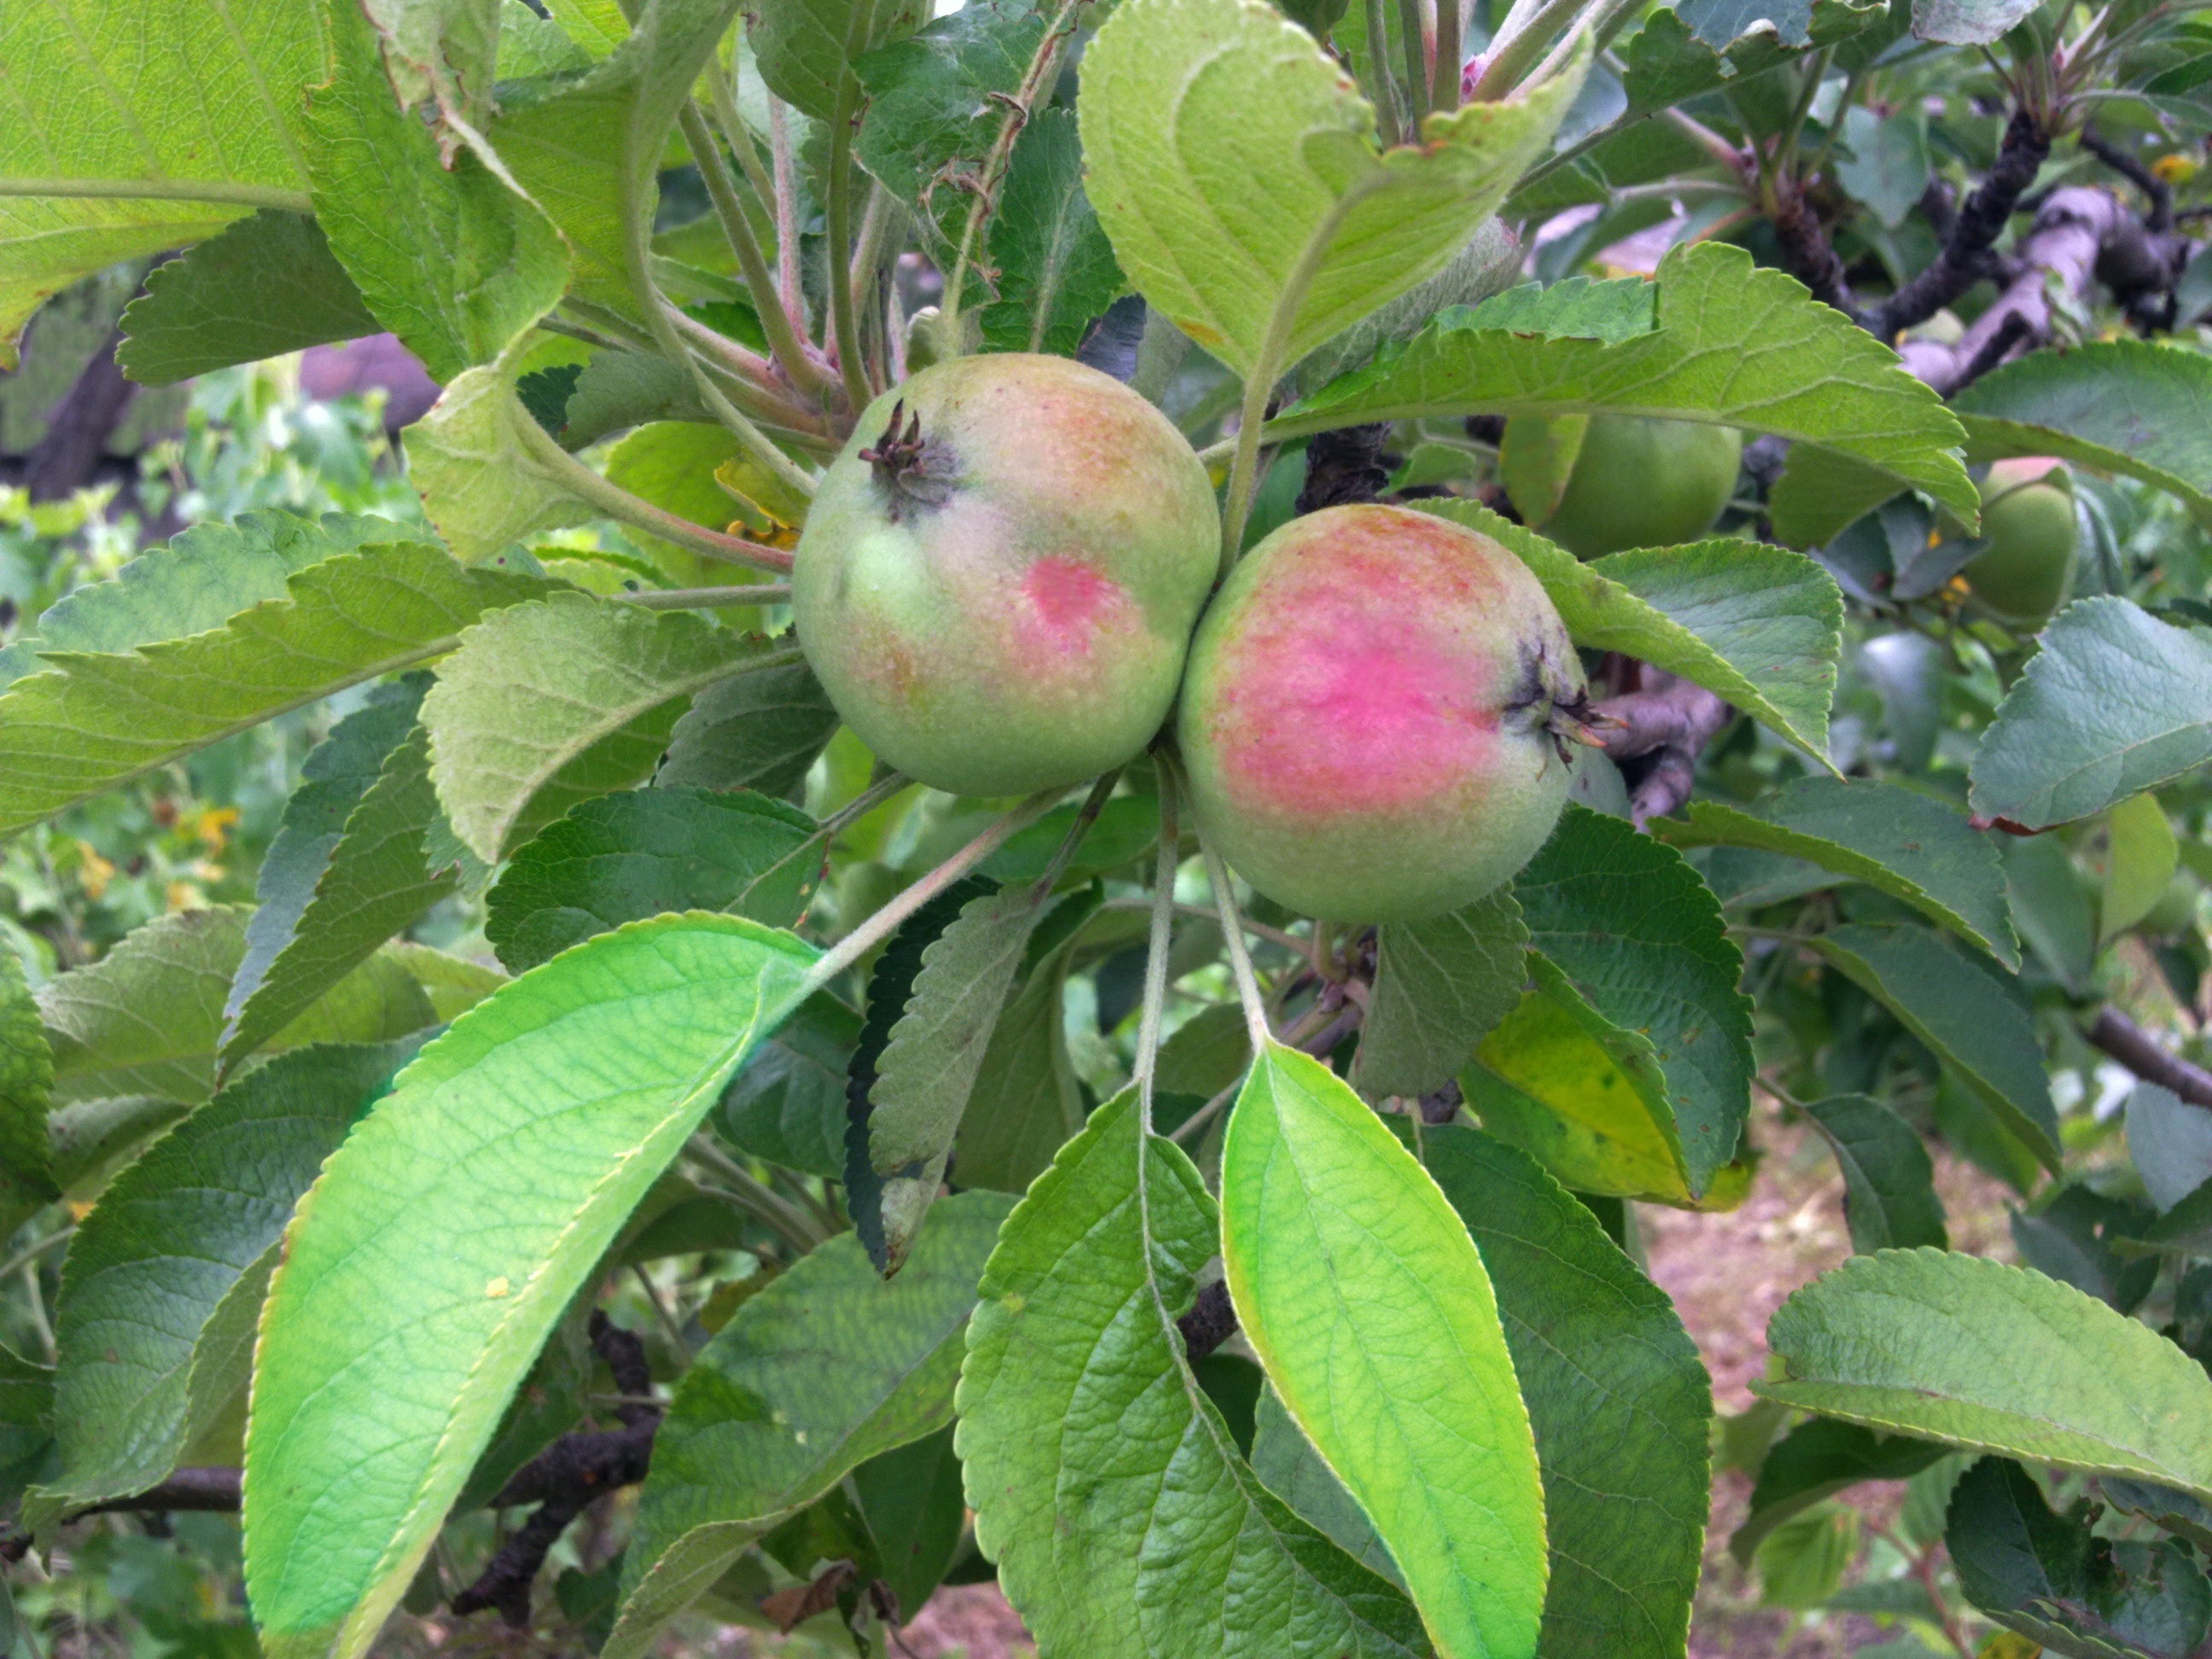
858 399 953 518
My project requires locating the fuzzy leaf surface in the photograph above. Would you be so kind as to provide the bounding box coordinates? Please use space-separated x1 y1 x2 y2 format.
1806 924 2060 1173
486 788 820 972
605 1191 1013 1658
1420 501 1843 765
655 658 840 799
1656 777 2015 966
956 1090 1427 1658
1222 1045 1545 1658
244 915 818 1659
1285 242 1974 523
1079 0 1582 379
1352 888 1528 1101
422 593 781 861
749 0 928 121
1757 1249 2212 1502
1969 599 2212 831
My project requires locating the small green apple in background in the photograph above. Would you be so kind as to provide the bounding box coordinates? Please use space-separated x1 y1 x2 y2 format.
1962 457 2080 631
1510 413 1743 558
1178 504 1592 923
793 353 1218 797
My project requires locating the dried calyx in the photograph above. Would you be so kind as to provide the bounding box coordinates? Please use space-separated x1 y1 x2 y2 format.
1505 644 1621 765
858 399 952 517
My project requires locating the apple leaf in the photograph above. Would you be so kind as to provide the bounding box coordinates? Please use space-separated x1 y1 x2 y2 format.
1285 242 1975 527
421 592 787 861
1418 500 1844 767
1079 0 1583 380
603 1192 1011 1659
957 1089 1427 1658
1757 1249 2212 1504
655 656 841 799
0 0 322 365
1802 1093 1948 1254
402 364 603 560
244 915 818 1659
719 992 859 1179
0 950 55 1216
1655 777 2016 967
750 0 929 122
1970 598 2212 831
1729 1418 1946 1564
1222 1045 1548 1658
978 109 1126 356
1351 888 1529 1102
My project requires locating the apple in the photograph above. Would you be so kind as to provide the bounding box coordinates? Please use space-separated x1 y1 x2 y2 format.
1526 414 1743 558
1963 457 2079 631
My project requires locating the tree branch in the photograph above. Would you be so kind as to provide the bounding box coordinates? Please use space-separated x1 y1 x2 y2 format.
1296 422 1394 512
1592 670 1735 824
1869 107 2051 341
2083 1006 2212 1111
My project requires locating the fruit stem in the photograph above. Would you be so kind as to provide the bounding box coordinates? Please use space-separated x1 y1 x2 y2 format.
1033 771 1121 899
803 786 1068 990
615 584 790 609
1398 0 1435 125
1133 768 1182 1128
1199 827 1274 1057
825 79 876 415
1364 0 1408 142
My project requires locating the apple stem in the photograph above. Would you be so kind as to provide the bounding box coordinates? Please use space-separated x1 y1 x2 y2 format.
1133 768 1183 1129
1200 830 1274 1057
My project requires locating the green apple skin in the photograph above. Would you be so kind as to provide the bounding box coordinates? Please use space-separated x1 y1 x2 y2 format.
1539 415 1743 558
1963 457 2079 631
793 354 1220 798
1177 504 1585 923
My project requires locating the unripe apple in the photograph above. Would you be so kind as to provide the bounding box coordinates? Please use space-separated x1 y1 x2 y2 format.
1963 457 2078 631
1177 505 1592 922
792 354 1220 798
1529 415 1743 558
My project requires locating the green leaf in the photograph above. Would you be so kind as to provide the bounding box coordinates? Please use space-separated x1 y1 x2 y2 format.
1913 0 2040 43
493 0 743 317
422 593 784 861
1350 888 1528 1101
0 0 322 365
862 884 1043 1268
1155 1002 1254 1099
486 788 821 972
0 1346 55 1516
559 351 707 448
979 796 1161 886
223 678 457 1071
1284 242 1976 526
384 940 507 1023
306 0 568 381
1513 805 1753 1196
1970 600 2212 832
1617 0 1886 119
244 914 819 1659
2104 793 2180 944
950 889 1095 1195
1806 924 2061 1173
603 1190 1012 1659
1459 275 1660 343
1767 443 1912 550
0 948 55 1217
1251 1384 1402 1586
40 908 427 1115
1221 1044 1547 1658
115 212 379 386
1079 0 1583 380
0 541 551 836
1947 1456 2212 1659
1803 1093 1948 1254
1656 777 2017 967
1953 341 2212 521
751 0 928 121
1730 1418 1944 1565
958 1089 1427 1657
655 656 839 801
977 108 1125 355
402 363 602 561
850 1424 968 1622
1421 1126 1711 1659
719 992 858 1179
1417 499 1844 766
1756 1249 2212 1503
31 1040 416 1526
356 0 502 127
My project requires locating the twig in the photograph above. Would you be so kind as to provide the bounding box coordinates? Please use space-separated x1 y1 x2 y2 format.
1592 669 1736 824
2084 1005 2212 1110
616 584 789 609
2080 125 2174 232
1870 107 2050 340
1296 423 1394 512
1177 1280 1237 1362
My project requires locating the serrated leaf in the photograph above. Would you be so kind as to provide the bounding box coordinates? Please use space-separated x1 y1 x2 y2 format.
1221 1045 1546 1659
603 1191 1012 1659
1953 344 2212 521
1619 0 1886 116
1421 1126 1711 1658
950 889 1096 1195
30 1040 416 1528
977 108 1125 355
0 1348 55 1516
2127 1085 2212 1214
0 950 55 1220
1351 888 1528 1101
1730 1418 1945 1565
0 0 322 366
40 908 428 1115
1284 242 1975 524
1757 1249 2212 1502
655 658 842 800
1080 0 1582 379
244 914 819 1659
1913 0 2040 42
1656 777 2016 966
850 1423 968 1620
1804 1093 1948 1254
1948 1456 2212 1659
224 678 457 1071
751 0 929 122
1252 1385 1404 1586
116 212 380 387
957 1089 1427 1658
1512 805 1753 1196
306 0 567 381
422 593 785 861
486 788 821 972
384 940 507 1022
403 363 602 561
719 992 859 1179
1461 276 1660 343
1970 600 2212 832
358 0 502 127
0 541 552 836
1419 499 1844 765
1807 924 2060 1173
560 351 708 448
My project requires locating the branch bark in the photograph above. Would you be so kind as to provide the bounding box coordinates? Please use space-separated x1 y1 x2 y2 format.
2083 1006 2212 1110
1592 670 1735 824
